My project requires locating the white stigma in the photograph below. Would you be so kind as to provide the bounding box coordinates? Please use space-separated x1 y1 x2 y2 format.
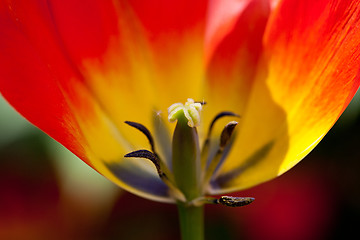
168 98 202 127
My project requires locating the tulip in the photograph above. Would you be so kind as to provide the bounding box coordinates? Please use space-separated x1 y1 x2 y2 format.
1 0 359 239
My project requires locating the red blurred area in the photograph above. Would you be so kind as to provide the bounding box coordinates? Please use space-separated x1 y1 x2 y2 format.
0 135 61 240
234 167 336 240
0 134 113 240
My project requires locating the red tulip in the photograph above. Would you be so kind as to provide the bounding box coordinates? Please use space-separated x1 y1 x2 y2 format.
0 0 359 205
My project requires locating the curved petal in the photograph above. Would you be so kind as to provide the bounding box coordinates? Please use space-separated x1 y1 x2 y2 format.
211 0 360 193
0 0 173 202
203 0 270 136
47 0 209 151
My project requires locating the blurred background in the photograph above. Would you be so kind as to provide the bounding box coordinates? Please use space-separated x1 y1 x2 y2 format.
0 91 359 240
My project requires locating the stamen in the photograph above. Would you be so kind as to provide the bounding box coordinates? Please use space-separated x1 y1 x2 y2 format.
201 111 239 171
124 150 186 201
125 121 156 153
220 121 238 149
203 121 238 189
189 196 254 207
206 111 239 139
124 150 161 174
195 100 207 105
215 196 255 207
125 120 173 177
124 121 181 199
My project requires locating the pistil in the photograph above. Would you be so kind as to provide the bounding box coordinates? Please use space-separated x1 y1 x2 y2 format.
169 98 202 201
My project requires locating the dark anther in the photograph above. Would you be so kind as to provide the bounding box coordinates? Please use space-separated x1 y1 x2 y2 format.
207 111 240 138
124 149 164 177
201 111 240 172
125 149 185 201
202 121 238 185
195 100 207 105
220 121 238 148
125 121 156 153
215 196 255 207
124 121 180 194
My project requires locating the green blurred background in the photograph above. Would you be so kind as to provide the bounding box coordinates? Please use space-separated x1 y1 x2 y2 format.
0 91 359 240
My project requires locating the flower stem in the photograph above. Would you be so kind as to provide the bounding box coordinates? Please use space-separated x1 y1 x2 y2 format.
171 103 204 240
177 202 204 240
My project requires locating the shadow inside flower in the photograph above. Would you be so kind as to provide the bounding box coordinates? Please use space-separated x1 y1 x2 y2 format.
210 56 290 194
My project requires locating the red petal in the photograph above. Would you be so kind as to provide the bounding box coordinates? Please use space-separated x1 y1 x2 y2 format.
213 0 360 192
204 0 270 119
0 0 175 202
0 1 89 163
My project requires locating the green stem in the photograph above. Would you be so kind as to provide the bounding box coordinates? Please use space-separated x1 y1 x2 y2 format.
177 203 204 240
172 112 204 239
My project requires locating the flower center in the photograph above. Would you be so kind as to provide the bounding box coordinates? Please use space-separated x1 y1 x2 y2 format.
168 98 202 127
124 98 254 207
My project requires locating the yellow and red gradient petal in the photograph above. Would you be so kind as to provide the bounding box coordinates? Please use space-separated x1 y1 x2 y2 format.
211 0 360 193
203 0 270 138
48 0 209 150
128 0 208 104
0 1 172 202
